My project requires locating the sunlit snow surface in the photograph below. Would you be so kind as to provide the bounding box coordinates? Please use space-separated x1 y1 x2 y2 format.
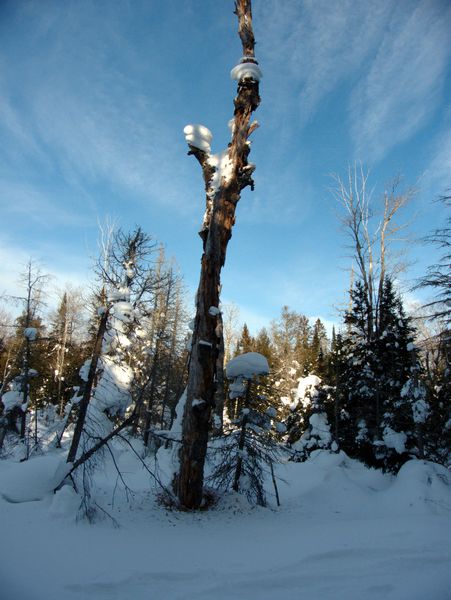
0 445 450 600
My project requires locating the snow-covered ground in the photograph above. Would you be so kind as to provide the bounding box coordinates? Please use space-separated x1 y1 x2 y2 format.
1 444 450 600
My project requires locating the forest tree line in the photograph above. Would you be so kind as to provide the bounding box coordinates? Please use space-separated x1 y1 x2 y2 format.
0 193 448 473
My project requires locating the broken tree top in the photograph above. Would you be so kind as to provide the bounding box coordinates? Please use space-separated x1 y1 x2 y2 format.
226 352 270 380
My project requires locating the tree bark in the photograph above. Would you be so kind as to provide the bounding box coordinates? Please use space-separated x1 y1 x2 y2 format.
56 409 137 492
232 383 251 492
66 309 109 464
212 311 225 435
176 0 260 509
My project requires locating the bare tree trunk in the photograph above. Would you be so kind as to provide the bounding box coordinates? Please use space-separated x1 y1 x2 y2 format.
0 351 18 452
142 334 161 447
132 250 164 436
66 309 109 464
56 409 137 492
212 311 225 435
0 419 6 452
176 0 260 509
57 308 69 416
232 383 251 492
160 283 183 429
20 308 32 440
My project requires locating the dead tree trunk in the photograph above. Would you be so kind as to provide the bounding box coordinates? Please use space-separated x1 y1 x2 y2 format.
66 308 109 464
175 0 260 509
232 382 251 492
212 311 225 435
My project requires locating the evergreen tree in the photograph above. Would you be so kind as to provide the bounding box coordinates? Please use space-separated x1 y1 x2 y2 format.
374 278 417 469
270 307 311 409
288 379 336 461
337 277 429 470
254 327 274 365
338 282 380 464
42 289 88 416
210 352 284 507
310 318 329 378
235 323 254 355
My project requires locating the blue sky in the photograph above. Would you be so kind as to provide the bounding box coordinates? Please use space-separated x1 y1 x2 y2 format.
1 0 450 333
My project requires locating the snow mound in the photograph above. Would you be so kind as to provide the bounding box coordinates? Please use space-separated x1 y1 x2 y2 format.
0 454 66 503
1 390 22 412
279 451 451 519
382 459 451 515
226 352 269 379
49 485 81 519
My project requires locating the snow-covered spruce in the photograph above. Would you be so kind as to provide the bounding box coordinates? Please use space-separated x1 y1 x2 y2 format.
207 352 283 506
287 375 337 460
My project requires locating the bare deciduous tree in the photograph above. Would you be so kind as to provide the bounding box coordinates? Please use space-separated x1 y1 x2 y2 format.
415 193 450 325
332 165 414 339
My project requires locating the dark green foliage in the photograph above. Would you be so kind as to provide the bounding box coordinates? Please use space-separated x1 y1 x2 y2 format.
209 373 284 507
334 277 430 471
235 323 254 355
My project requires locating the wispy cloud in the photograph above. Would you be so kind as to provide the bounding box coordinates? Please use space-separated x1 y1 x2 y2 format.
0 2 196 220
349 0 451 162
0 180 92 228
424 121 451 193
255 0 451 164
255 0 392 126
0 85 47 165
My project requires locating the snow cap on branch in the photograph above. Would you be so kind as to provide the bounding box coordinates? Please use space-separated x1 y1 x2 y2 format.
183 124 212 153
226 352 269 380
24 327 37 341
231 58 262 82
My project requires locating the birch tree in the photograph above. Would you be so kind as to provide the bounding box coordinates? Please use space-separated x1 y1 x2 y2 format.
175 0 261 509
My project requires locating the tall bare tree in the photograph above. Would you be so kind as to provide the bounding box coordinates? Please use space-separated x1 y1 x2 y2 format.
13 262 48 446
415 193 450 325
176 0 261 509
332 165 414 339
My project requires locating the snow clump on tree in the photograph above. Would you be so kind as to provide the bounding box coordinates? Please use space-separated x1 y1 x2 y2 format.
183 124 212 154
230 57 262 82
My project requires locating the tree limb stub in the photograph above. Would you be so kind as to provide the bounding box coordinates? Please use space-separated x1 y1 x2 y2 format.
177 0 260 510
